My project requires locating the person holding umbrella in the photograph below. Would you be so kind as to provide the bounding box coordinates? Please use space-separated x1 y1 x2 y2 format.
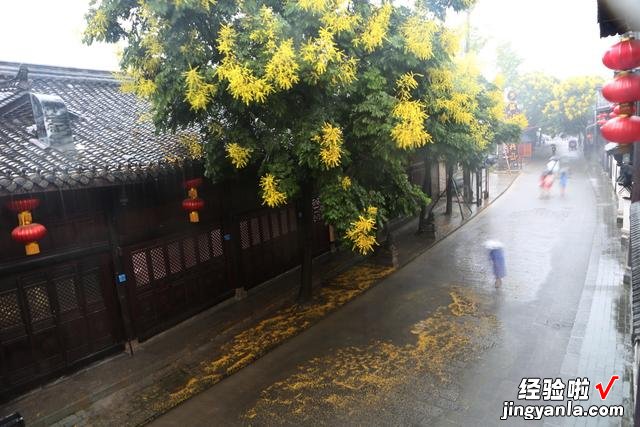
485 240 506 288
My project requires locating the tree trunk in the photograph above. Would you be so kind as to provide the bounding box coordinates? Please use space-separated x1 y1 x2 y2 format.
445 163 453 215
537 128 543 146
418 154 433 232
463 167 472 204
476 169 482 207
298 180 314 302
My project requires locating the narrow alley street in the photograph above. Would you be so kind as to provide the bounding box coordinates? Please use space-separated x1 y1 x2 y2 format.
151 144 634 426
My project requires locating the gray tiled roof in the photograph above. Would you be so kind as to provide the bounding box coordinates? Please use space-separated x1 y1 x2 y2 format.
0 62 191 195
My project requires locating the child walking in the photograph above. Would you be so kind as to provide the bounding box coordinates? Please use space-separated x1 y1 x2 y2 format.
559 170 568 196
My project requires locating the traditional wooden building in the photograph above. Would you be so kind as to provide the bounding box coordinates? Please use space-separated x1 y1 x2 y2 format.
0 62 329 400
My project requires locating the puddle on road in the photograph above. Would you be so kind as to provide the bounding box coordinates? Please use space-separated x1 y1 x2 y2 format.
243 287 498 425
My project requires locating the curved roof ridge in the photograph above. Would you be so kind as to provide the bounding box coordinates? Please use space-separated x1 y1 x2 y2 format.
0 61 118 84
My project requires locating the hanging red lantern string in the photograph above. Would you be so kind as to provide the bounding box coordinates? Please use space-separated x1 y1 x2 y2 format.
600 35 640 144
601 116 640 144
6 198 47 256
182 178 204 223
603 38 640 71
602 73 640 103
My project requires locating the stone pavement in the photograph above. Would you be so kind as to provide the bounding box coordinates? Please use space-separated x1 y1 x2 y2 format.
548 159 634 427
0 168 515 427
151 144 634 426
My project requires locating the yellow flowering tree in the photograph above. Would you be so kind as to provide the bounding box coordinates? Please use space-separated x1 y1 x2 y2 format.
543 76 604 139
85 0 475 300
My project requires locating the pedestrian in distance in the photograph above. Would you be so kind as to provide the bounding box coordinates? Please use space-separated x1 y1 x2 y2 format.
485 240 506 288
539 171 554 198
559 169 568 197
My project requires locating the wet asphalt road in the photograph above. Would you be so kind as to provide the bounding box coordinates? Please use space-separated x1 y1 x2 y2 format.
152 146 632 427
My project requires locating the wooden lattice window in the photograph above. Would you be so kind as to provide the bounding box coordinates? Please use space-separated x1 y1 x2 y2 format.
25 283 52 323
210 229 223 257
198 233 211 262
260 215 271 242
250 218 261 246
240 220 250 250
167 241 183 275
183 237 197 268
0 291 23 329
82 271 104 305
132 251 150 288
54 276 78 312
271 212 280 238
150 247 167 280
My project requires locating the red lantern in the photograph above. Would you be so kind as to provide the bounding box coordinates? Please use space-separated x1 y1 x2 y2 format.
603 38 640 71
601 116 640 144
6 198 47 256
182 178 204 223
7 198 40 212
11 223 47 255
602 73 640 103
182 198 205 211
183 178 203 189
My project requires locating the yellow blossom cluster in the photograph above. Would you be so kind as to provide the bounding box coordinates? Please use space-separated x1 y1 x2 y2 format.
321 9 360 33
217 59 273 104
297 0 331 14
439 28 460 57
341 176 352 190
260 174 287 207
392 100 431 149
469 122 489 148
402 17 437 60
217 20 298 103
391 73 431 150
264 40 300 90
487 89 505 121
173 0 217 9
136 78 157 98
225 143 253 168
85 8 108 40
301 28 342 77
250 6 279 51
184 67 216 111
396 72 419 100
333 57 358 86
345 206 378 255
117 69 156 99
217 24 236 56
429 68 454 93
506 113 528 129
313 122 344 168
179 133 204 159
355 4 392 52
436 93 474 125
